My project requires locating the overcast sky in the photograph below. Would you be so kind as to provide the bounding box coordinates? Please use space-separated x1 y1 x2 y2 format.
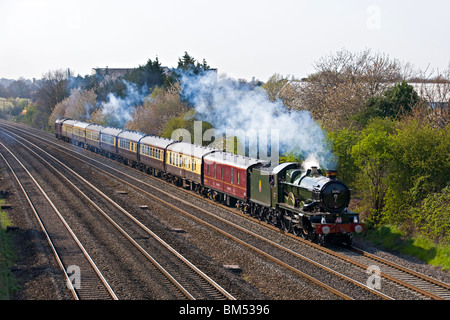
0 0 449 82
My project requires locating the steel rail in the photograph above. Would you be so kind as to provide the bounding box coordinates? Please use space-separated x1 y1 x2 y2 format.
2 130 233 301
75 160 387 300
349 246 450 300
3 124 377 300
0 151 78 300
7 122 449 299
3 128 358 300
0 143 118 300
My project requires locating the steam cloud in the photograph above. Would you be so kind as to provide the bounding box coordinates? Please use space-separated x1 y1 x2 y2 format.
179 70 337 169
100 80 149 127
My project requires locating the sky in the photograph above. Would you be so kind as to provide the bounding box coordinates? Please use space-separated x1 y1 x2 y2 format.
0 0 449 82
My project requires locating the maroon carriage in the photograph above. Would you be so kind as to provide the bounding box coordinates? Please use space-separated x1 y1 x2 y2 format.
203 151 267 206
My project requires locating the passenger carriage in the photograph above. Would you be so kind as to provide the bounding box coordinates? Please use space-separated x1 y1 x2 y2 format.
116 130 146 167
72 121 92 147
165 142 218 190
203 151 267 206
99 127 122 159
61 119 78 143
55 118 71 139
139 135 175 176
84 124 105 152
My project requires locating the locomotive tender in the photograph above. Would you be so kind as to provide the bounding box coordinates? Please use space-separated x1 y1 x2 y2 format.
55 118 364 245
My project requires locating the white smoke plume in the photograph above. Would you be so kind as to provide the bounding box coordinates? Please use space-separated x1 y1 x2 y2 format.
100 80 150 128
179 70 337 169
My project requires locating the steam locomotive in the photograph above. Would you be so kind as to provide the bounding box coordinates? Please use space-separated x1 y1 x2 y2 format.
55 118 364 245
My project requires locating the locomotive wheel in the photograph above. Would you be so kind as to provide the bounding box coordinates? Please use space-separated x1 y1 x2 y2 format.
262 209 270 223
258 208 267 221
292 225 301 236
344 235 353 246
256 209 263 220
280 215 291 232
251 205 262 219
302 227 316 242
318 234 326 246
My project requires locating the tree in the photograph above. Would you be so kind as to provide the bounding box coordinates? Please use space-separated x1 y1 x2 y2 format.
49 88 97 126
35 69 69 110
383 120 450 224
161 110 215 146
261 73 289 102
125 83 188 135
350 118 396 224
359 81 421 125
7 79 33 99
295 49 405 130
327 127 361 188
411 186 450 244
409 66 450 128
124 57 165 90
177 51 210 74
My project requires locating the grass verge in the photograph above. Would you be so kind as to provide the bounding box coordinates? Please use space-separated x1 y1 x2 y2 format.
360 224 450 271
0 199 19 299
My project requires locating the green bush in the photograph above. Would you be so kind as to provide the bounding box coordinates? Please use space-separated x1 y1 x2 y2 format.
0 201 19 299
328 118 449 246
384 121 450 225
411 186 450 245
350 118 396 224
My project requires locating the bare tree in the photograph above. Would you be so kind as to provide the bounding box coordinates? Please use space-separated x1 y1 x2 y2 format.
125 83 188 135
48 88 97 126
409 65 450 128
262 73 290 102
289 49 406 130
35 69 69 112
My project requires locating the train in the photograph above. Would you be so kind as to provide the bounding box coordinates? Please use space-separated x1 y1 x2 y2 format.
55 118 364 245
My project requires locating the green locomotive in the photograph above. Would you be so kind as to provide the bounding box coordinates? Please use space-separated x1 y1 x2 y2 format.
239 162 364 245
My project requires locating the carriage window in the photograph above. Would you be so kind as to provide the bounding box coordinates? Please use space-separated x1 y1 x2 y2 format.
221 167 223 179
237 172 240 184
214 164 217 178
231 168 234 184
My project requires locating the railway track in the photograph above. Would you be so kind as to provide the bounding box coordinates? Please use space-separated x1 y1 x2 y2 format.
1 123 385 299
340 246 450 300
0 128 235 300
2 120 449 300
0 142 117 300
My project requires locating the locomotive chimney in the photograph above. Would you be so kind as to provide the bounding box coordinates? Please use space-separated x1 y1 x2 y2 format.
326 170 337 179
311 166 318 175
